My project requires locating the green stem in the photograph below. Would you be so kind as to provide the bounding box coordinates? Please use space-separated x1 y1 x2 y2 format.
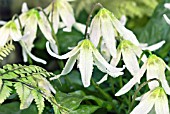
84 3 103 39
92 80 112 101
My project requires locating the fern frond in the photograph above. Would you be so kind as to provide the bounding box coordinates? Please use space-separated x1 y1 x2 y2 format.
0 43 15 60
32 90 45 114
0 83 12 104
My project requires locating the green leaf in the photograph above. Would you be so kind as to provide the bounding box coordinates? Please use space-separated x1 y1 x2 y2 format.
0 84 12 104
0 102 38 114
31 90 45 114
69 105 99 114
14 82 33 109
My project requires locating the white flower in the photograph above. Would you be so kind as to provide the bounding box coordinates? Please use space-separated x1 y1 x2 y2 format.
130 87 169 114
0 20 22 47
45 0 75 33
46 39 124 87
111 40 147 76
164 3 170 10
115 54 170 96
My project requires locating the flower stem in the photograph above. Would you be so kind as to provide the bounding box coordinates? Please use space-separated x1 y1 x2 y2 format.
84 3 103 39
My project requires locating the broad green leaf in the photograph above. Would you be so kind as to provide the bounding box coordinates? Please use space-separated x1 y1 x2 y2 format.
69 105 99 114
0 102 38 114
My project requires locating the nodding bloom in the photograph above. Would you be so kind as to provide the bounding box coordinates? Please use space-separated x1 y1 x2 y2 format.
90 8 138 58
130 87 169 114
17 3 58 64
45 0 75 33
0 20 22 47
115 54 170 96
46 39 124 87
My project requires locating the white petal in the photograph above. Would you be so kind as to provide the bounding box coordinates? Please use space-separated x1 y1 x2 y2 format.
21 2 29 13
164 3 170 10
22 48 28 62
122 48 139 76
130 96 155 114
100 41 111 62
163 14 170 25
110 48 121 67
0 27 10 46
73 22 89 34
10 23 22 41
20 41 47 64
58 0 75 30
142 41 165 51
120 15 127 26
101 15 117 58
155 91 169 114
160 74 170 95
49 42 58 54
38 12 56 44
90 15 101 47
146 64 160 90
78 46 93 87
166 65 170 71
49 10 59 33
46 41 80 59
115 77 137 96
135 61 147 83
97 74 108 84
93 49 124 76
111 15 139 46
0 20 6 25
50 52 78 80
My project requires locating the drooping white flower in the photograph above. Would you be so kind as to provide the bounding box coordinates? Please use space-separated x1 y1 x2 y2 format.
0 20 22 47
45 0 75 33
130 87 169 114
115 54 170 96
111 40 147 76
46 39 124 87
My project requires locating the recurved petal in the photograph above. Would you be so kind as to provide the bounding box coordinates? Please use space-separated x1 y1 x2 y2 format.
78 46 93 87
90 15 101 47
115 77 137 96
155 90 169 114
122 48 139 76
49 10 59 33
46 41 80 59
111 15 139 46
130 95 155 114
141 41 165 51
0 27 9 46
101 15 117 58
50 52 78 80
163 14 170 25
97 74 108 84
160 74 170 95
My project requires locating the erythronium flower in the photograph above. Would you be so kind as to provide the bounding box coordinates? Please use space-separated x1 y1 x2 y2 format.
45 0 75 33
90 8 138 58
46 39 124 87
130 87 169 114
0 19 22 46
111 40 147 76
115 54 170 96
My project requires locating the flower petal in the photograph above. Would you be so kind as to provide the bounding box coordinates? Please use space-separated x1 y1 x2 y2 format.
141 40 165 51
122 47 140 76
130 96 155 114
78 46 93 87
115 77 137 96
111 15 139 46
155 90 169 114
0 27 9 46
73 22 89 34
110 47 121 67
21 2 29 13
46 41 80 59
50 10 59 33
160 74 170 95
58 0 75 31
164 3 170 10
146 64 160 90
163 14 170 25
50 52 78 80
97 74 108 85
101 14 117 58
90 15 101 47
